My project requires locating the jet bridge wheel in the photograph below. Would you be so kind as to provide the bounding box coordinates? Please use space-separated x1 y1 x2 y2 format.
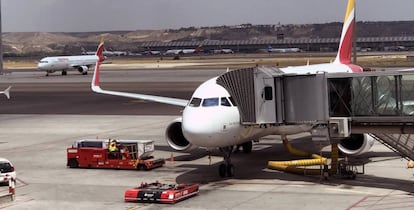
242 141 252 153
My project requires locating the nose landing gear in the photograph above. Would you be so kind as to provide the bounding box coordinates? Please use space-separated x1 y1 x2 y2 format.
219 146 235 177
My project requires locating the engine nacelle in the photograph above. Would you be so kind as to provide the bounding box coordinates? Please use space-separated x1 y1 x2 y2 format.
165 117 194 151
338 134 375 156
78 66 89 74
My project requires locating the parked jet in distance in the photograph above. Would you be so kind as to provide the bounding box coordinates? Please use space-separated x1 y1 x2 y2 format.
0 86 11 99
82 47 127 56
91 0 370 177
260 45 301 53
164 44 203 55
212 49 234 54
142 48 161 56
38 41 105 76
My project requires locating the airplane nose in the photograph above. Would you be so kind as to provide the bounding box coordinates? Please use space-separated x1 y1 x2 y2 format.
181 107 239 148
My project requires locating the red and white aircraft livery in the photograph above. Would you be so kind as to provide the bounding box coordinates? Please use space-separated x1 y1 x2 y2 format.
91 0 372 177
37 40 105 76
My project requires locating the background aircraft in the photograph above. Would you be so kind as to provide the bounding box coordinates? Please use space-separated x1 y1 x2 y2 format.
91 0 371 177
0 86 11 99
38 41 105 76
260 45 301 53
164 44 203 55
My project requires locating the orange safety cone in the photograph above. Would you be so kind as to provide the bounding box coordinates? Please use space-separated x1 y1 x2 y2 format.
170 152 174 163
9 178 15 194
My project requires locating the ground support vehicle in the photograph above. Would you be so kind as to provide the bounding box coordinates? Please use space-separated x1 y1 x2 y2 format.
0 158 16 186
124 182 199 204
66 139 165 170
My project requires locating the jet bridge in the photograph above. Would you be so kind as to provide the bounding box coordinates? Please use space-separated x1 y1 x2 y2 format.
216 67 414 160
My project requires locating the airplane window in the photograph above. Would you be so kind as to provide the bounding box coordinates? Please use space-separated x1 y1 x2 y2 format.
229 97 237 106
202 98 219 107
188 97 202 107
221 97 231 107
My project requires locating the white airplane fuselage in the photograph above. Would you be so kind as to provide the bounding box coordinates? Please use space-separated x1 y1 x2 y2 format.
38 55 98 71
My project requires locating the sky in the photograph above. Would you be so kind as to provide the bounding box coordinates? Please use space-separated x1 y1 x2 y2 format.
2 0 414 32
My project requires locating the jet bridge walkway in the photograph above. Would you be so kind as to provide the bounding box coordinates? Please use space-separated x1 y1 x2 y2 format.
217 67 414 160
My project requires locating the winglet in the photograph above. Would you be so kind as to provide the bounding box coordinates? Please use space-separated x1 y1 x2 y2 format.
334 0 355 64
1 86 11 99
95 37 105 62
91 54 102 93
92 39 104 92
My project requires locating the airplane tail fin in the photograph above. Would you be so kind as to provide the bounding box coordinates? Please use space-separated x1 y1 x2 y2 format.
95 37 105 62
195 44 203 53
334 0 355 64
1 86 11 99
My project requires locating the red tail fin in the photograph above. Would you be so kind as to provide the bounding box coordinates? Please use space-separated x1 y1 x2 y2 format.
334 0 355 64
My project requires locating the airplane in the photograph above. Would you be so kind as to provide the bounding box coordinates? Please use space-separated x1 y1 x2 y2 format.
212 49 234 54
37 41 105 76
82 47 127 56
0 86 11 99
143 48 162 56
260 45 301 53
91 0 371 177
164 44 203 55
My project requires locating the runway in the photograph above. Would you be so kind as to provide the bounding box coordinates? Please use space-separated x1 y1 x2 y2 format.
1 67 414 209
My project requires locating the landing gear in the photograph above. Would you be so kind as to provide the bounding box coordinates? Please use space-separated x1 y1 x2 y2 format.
234 141 253 153
219 146 235 177
62 70 67 76
241 141 252 153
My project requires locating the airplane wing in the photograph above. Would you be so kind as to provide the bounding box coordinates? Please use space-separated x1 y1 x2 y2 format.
91 56 189 107
0 86 11 99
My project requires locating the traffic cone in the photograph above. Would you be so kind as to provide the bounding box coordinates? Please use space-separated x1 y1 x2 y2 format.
9 178 15 194
170 152 174 163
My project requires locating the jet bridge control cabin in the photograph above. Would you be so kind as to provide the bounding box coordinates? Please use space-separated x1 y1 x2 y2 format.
217 67 414 159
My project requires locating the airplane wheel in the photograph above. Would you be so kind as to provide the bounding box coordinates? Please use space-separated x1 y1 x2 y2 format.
82 72 88 75
242 141 252 153
219 164 226 177
62 71 67 76
227 164 235 177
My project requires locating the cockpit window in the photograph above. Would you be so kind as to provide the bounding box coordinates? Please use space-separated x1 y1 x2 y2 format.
202 98 219 107
221 97 232 107
188 97 202 107
39 60 48 64
229 97 237 106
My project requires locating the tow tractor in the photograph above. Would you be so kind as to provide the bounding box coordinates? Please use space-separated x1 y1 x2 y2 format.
124 182 199 204
66 139 165 170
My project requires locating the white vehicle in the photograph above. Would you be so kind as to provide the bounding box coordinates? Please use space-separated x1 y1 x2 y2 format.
38 40 105 76
91 0 371 177
0 157 16 185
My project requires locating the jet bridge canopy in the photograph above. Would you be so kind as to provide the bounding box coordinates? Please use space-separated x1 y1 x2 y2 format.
217 67 414 126
217 66 414 160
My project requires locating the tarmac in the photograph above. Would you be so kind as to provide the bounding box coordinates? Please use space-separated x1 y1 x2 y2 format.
0 68 414 209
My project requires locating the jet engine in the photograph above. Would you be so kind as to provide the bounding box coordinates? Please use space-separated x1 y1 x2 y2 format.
77 66 89 75
338 134 375 156
165 117 194 151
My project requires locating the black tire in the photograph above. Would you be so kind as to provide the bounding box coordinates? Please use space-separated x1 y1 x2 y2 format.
242 141 253 153
68 159 79 168
137 164 146 171
227 164 235 177
62 71 67 76
219 164 226 177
